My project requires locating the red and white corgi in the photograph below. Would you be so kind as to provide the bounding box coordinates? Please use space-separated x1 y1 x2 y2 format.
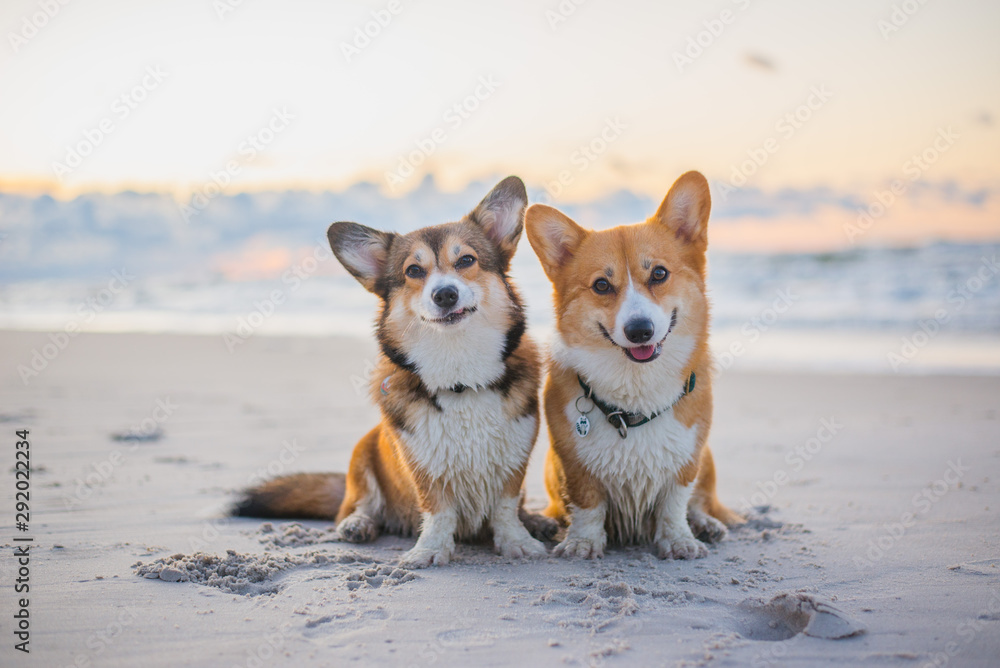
525 171 741 560
236 177 553 567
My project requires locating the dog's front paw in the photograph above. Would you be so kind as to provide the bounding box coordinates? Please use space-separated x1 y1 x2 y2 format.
336 514 379 543
688 513 727 544
656 535 708 560
553 536 605 559
497 535 547 559
400 546 453 568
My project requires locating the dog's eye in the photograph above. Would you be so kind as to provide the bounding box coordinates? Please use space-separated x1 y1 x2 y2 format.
455 255 476 269
650 266 669 283
593 278 612 294
405 264 425 279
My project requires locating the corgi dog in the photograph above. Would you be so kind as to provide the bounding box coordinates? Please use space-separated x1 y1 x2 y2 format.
236 177 552 567
524 171 741 560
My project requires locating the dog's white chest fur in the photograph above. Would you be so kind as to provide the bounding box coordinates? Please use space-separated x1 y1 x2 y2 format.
565 398 698 504
554 333 699 541
403 389 536 535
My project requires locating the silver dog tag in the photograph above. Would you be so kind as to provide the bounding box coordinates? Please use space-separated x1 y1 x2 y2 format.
575 414 591 437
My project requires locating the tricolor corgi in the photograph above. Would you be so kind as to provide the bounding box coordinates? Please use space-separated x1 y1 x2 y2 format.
524 171 741 560
236 177 553 567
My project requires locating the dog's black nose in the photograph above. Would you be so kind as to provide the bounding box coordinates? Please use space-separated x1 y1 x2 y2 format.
432 285 459 309
623 318 655 344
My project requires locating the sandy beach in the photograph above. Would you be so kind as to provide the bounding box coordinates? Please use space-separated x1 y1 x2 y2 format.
2 329 998 667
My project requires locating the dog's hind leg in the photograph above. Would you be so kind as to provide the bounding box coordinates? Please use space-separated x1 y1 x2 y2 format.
541 447 570 524
687 505 727 544
335 428 386 543
336 470 384 543
687 445 743 543
518 503 559 542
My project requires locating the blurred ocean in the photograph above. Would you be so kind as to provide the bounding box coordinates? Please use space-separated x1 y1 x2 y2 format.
1 238 998 375
1 181 998 373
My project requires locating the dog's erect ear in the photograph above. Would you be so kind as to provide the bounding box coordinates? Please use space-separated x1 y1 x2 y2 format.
525 204 587 282
468 176 527 265
327 222 396 294
654 171 711 249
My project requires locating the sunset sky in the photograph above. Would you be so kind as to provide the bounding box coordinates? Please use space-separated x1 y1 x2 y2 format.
0 0 998 250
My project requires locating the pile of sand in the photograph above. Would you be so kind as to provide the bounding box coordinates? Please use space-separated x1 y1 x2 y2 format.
132 549 330 595
252 521 340 549
133 546 419 596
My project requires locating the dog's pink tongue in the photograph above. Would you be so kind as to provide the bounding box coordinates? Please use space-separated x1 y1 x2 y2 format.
629 345 656 360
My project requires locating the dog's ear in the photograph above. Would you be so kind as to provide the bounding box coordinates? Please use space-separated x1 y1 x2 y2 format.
468 176 527 267
525 204 587 282
654 171 711 249
327 222 396 294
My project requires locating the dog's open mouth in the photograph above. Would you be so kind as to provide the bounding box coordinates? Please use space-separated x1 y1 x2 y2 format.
607 308 678 364
625 342 662 363
426 306 477 325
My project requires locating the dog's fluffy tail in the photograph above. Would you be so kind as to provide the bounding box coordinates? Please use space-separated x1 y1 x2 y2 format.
232 472 346 520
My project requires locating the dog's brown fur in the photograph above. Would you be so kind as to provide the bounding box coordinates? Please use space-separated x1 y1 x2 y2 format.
525 171 741 559
236 177 556 565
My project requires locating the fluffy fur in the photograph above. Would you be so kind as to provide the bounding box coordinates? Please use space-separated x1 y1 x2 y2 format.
525 170 742 560
235 176 555 567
